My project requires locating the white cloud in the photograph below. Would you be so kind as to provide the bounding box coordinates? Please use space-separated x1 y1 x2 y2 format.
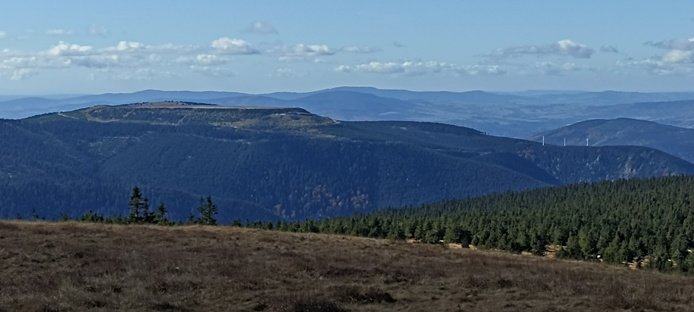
1 40 182 80
1 56 40 69
646 37 694 51
211 37 259 54
662 50 693 64
109 68 174 81
289 44 333 56
644 37 694 65
461 64 507 75
0 31 7 39
0 55 42 80
108 41 145 52
243 21 278 34
618 57 693 76
336 60 505 76
48 41 93 56
274 43 334 61
337 61 401 74
490 39 595 59
46 29 73 36
532 61 591 75
342 46 380 54
619 37 694 75
0 36 277 81
556 40 594 58
195 54 226 65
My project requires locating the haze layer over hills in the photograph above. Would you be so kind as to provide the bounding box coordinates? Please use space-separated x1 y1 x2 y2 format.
4 87 694 138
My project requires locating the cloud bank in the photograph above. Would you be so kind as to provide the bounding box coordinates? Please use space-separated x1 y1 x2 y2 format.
336 60 505 76
620 37 694 76
490 39 595 59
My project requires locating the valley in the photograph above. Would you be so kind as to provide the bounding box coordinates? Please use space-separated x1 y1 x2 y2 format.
2 102 692 222
3 2 694 311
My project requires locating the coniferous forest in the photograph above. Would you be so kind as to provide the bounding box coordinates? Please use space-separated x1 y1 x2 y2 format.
3 103 694 223
250 176 694 273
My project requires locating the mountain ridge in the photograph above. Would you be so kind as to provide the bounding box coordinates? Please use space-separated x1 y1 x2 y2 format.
1 102 693 222
533 117 694 163
4 87 694 138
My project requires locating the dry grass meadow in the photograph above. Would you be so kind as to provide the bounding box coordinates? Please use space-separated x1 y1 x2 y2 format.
1 221 694 311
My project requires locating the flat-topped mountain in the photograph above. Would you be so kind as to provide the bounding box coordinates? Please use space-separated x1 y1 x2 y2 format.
32 102 335 131
5 88 694 138
532 118 694 163
2 103 693 222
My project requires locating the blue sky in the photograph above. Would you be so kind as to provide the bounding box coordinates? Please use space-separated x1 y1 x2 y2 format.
0 1 693 94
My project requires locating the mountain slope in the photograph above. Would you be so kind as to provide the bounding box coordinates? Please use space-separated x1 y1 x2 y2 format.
2 102 693 222
591 100 694 129
291 176 694 272
532 118 694 163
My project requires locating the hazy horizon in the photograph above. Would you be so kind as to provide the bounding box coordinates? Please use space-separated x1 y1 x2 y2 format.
3 86 694 98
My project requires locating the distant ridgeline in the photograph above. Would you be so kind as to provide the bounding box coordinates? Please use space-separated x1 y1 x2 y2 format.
256 176 694 273
532 118 694 163
1 102 694 223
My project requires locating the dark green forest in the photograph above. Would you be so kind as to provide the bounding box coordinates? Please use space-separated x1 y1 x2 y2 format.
5 103 693 222
251 176 694 273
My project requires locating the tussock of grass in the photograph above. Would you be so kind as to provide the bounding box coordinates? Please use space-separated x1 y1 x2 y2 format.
1 221 694 311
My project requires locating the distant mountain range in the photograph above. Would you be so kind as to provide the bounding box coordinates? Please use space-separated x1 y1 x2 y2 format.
532 118 694 163
1 102 693 222
3 87 694 138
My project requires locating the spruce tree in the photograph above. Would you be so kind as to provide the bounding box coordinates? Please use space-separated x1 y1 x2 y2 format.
128 186 145 223
197 196 218 225
154 203 169 225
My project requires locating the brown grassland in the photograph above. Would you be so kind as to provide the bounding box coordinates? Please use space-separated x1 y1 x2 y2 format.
1 221 694 311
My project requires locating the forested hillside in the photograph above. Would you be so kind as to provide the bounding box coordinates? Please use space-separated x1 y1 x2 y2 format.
2 102 693 222
270 176 694 272
533 118 694 163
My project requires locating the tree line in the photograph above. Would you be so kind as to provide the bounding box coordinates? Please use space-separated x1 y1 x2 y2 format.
79 186 218 226
246 176 694 273
24 176 694 273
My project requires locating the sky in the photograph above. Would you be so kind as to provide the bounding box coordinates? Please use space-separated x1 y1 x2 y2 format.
0 1 693 94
